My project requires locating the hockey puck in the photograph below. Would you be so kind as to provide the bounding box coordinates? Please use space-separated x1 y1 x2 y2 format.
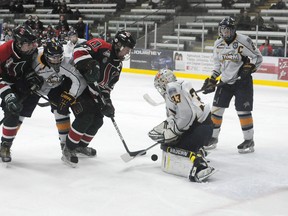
151 154 158 161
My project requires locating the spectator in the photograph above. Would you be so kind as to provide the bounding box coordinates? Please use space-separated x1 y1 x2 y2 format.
271 0 287 9
236 9 252 30
56 15 69 31
73 8 82 20
221 0 234 9
115 0 126 11
1 23 10 40
259 38 273 56
43 0 52 7
9 1 17 13
15 1 24 13
74 17 85 38
251 11 265 30
42 25 56 40
25 15 36 29
148 0 160 9
273 39 287 57
66 6 74 19
4 29 13 42
34 15 44 32
57 25 69 44
266 17 279 31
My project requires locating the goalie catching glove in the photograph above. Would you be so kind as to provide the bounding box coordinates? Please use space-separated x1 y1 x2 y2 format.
148 119 181 144
238 63 256 79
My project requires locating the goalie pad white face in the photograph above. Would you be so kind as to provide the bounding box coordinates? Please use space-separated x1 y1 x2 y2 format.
161 146 198 178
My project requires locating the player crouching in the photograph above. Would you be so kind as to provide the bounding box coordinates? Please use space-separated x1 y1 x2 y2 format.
148 69 216 182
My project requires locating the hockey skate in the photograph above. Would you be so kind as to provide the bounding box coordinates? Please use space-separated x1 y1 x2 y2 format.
189 156 216 183
0 142 12 163
203 137 218 150
61 145 78 167
237 139 255 154
75 146 97 157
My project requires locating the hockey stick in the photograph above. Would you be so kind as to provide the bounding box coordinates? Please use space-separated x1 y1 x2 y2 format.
120 142 160 162
111 117 147 157
143 93 165 106
144 77 241 107
37 101 50 107
90 83 147 157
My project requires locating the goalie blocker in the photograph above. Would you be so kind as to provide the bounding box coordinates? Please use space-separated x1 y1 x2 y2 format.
160 145 216 183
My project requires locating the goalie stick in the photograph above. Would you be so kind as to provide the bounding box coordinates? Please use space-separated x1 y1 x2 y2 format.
144 76 241 106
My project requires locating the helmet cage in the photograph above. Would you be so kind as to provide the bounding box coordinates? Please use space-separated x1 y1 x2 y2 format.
218 17 236 42
154 69 176 96
44 39 64 72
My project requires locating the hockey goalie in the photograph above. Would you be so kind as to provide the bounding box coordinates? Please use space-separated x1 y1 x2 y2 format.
148 69 216 182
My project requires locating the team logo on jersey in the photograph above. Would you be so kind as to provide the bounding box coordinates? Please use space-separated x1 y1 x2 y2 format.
232 42 238 49
46 74 63 86
171 94 181 103
5 57 26 77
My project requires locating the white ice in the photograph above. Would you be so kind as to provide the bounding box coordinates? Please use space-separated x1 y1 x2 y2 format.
0 73 287 216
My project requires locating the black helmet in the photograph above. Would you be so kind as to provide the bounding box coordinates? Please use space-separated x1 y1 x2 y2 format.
13 25 37 55
113 30 136 49
218 17 236 42
43 38 64 72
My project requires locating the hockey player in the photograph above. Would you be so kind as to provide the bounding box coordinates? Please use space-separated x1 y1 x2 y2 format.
0 25 41 163
31 38 97 160
201 17 263 153
148 69 216 183
60 30 136 166
64 30 86 62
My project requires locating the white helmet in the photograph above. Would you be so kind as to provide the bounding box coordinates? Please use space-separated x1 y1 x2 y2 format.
154 68 176 96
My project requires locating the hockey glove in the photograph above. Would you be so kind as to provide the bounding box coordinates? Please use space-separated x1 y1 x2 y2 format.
25 71 44 91
238 63 256 79
201 77 218 94
101 99 115 118
57 91 76 115
148 121 180 144
4 93 23 115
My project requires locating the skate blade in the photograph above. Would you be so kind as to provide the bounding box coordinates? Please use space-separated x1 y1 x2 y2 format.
61 156 78 168
76 153 97 158
196 168 218 183
238 147 255 154
203 144 217 151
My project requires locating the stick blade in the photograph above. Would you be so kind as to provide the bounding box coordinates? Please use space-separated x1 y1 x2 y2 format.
120 150 147 163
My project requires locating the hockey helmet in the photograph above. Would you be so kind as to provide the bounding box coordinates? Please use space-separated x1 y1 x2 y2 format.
13 25 37 55
154 68 177 96
113 30 136 60
43 38 64 72
218 17 236 42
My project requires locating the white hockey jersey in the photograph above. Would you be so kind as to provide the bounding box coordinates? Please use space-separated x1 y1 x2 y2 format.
164 80 211 134
64 38 86 60
32 47 87 97
212 33 263 84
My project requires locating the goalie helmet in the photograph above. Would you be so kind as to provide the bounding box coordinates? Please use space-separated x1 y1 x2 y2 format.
218 17 236 43
43 38 64 73
13 25 37 55
154 68 177 96
113 30 136 61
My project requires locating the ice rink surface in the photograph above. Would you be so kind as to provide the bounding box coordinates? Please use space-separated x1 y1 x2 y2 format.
0 73 287 216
